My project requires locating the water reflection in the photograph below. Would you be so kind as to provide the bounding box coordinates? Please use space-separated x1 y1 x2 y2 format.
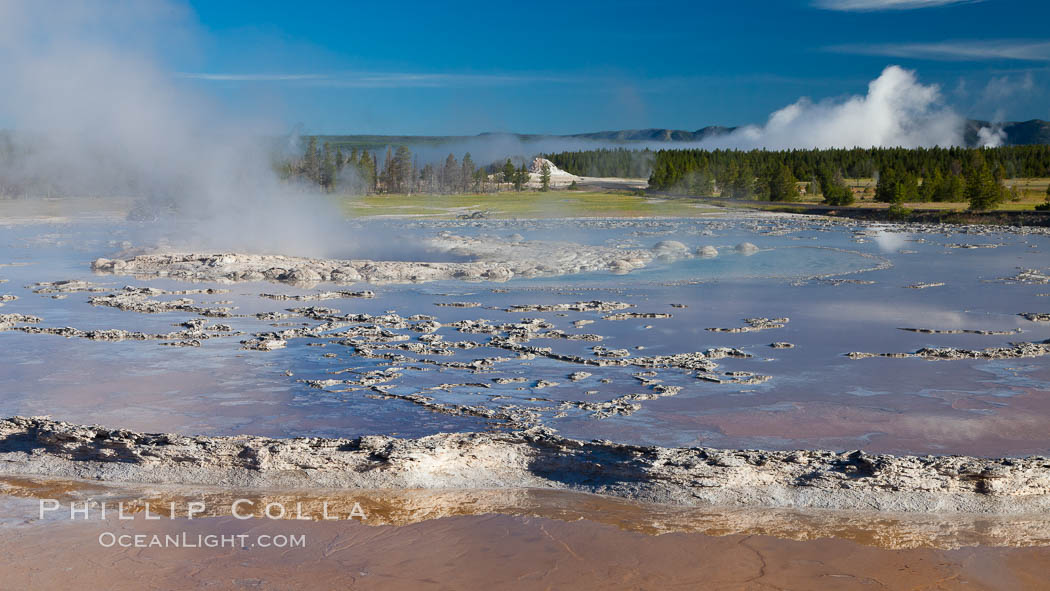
1 217 1049 456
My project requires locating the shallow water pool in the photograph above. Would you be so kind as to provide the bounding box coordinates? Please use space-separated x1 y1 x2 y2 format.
2 214 1049 457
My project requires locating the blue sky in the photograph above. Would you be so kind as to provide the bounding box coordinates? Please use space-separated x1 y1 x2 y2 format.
171 0 1048 134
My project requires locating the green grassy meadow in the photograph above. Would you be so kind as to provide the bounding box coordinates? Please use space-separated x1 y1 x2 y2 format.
337 190 722 219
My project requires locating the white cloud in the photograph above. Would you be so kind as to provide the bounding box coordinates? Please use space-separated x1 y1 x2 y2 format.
830 40 1050 62
813 0 980 10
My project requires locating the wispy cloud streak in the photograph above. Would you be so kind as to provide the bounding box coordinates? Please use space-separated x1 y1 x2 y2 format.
828 40 1050 62
177 71 567 88
813 0 980 11
176 73 327 81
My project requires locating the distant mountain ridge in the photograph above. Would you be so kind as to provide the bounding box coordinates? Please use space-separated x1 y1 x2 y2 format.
963 119 1050 146
568 120 1050 146
563 126 738 142
312 119 1049 151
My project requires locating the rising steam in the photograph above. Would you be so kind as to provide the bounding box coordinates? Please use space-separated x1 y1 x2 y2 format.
703 66 965 150
0 0 345 257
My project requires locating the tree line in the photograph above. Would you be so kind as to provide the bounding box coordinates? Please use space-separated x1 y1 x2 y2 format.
873 151 1021 211
542 148 653 178
545 144 1050 210
278 138 550 194
543 145 1050 187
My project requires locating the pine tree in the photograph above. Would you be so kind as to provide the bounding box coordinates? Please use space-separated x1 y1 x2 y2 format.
922 168 943 202
722 161 745 198
966 154 1006 211
393 146 413 194
371 153 378 192
820 169 854 206
875 168 900 203
944 173 965 202
461 153 475 193
441 153 458 193
1038 183 1050 210
421 163 436 192
834 170 855 205
540 161 551 192
502 159 515 190
514 163 528 191
321 142 336 191
358 151 375 193
766 164 799 202
685 168 714 196
381 147 393 193
303 137 320 184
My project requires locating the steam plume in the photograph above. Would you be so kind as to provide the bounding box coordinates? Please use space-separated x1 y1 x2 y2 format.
703 66 964 150
0 0 344 257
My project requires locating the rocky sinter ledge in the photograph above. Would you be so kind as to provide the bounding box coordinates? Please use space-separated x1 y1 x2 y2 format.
846 339 1050 361
2 417 1049 514
90 234 655 286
